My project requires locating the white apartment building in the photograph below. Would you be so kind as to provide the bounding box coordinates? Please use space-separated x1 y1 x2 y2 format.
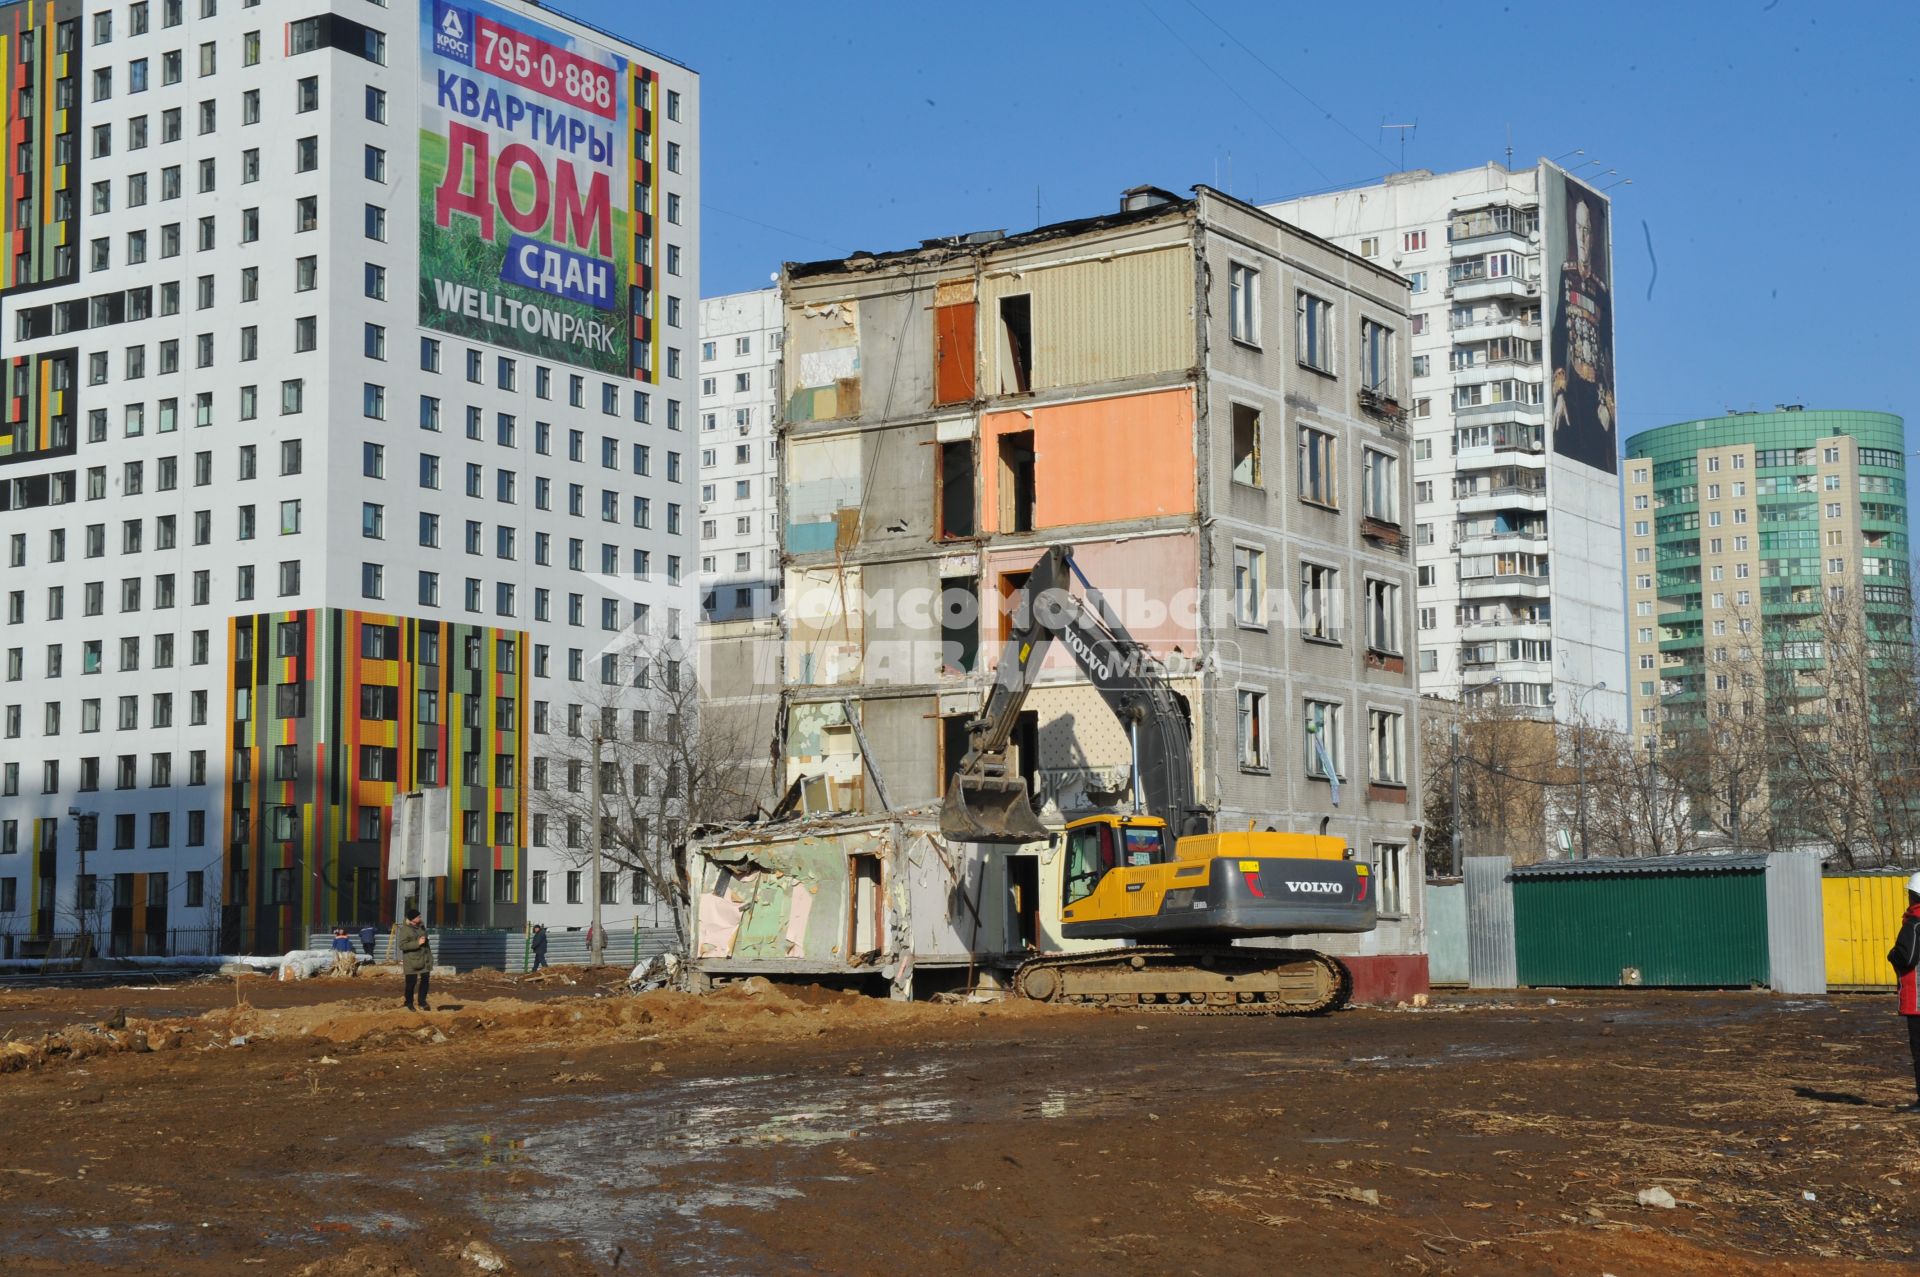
695 288 779 623
0 0 696 953
1269 162 1627 727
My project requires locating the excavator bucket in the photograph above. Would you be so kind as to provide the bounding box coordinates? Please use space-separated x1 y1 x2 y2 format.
940 772 1050 845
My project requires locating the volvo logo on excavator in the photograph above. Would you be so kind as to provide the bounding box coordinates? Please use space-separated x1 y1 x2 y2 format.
1284 881 1345 895
1061 628 1110 682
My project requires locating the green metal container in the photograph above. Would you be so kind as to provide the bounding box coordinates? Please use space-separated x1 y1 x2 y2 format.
1511 855 1770 988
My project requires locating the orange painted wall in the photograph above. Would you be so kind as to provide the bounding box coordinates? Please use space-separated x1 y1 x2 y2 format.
979 387 1195 533
983 533 1201 669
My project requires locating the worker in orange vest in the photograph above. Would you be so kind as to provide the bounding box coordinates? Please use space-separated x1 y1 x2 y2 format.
1889 873 1920 1112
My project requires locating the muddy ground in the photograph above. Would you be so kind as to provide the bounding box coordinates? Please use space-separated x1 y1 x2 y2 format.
1 971 1917 1276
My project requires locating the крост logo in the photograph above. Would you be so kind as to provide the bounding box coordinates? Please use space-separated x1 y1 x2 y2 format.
433 2 474 61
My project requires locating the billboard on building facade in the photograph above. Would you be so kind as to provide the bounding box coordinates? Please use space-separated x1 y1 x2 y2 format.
419 0 636 375
1544 166 1616 474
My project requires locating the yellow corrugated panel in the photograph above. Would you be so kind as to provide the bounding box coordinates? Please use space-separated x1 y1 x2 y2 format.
1822 875 1907 987
980 245 1195 393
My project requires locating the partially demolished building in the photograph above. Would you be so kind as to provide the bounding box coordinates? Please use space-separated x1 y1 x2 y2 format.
702 186 1428 996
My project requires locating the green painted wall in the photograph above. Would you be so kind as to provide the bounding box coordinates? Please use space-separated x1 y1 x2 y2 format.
1513 871 1769 987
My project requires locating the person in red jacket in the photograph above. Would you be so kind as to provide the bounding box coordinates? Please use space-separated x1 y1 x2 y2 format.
1891 873 1920 1112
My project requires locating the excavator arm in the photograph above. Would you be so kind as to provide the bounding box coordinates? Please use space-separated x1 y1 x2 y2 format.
941 545 1211 844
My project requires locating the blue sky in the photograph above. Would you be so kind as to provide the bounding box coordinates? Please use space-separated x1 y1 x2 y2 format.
573 0 1918 448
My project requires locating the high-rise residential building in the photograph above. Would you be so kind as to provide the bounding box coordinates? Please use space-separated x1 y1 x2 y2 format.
692 289 783 822
1624 408 1912 756
696 289 780 624
1269 162 1628 728
0 0 698 952
775 186 1427 994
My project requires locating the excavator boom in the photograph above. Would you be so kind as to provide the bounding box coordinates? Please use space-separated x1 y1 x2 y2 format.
941 545 1205 843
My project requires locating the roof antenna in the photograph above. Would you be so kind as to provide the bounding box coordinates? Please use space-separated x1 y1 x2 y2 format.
1505 124 1513 171
1381 120 1417 172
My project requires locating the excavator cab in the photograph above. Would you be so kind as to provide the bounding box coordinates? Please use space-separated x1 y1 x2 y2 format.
1058 813 1375 943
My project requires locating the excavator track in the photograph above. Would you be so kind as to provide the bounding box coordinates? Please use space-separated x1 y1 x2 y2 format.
1012 945 1352 1016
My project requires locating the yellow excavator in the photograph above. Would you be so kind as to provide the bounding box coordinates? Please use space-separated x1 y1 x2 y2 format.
942 545 1375 1014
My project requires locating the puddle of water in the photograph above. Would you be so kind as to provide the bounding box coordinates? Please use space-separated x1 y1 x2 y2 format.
409 1057 970 1273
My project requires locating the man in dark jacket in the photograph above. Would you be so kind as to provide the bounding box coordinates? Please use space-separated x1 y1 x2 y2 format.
530 924 549 972
394 911 434 1011
1890 873 1920 1112
359 923 377 959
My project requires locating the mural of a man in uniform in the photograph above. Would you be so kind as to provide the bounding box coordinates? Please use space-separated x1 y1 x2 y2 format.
1549 182 1616 473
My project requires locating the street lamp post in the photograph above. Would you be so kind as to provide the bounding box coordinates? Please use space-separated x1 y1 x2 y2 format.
1643 736 1659 857
1572 682 1608 860
1449 719 1462 875
589 731 605 967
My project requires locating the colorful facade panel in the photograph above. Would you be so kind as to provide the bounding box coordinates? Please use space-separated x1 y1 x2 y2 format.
224 609 529 952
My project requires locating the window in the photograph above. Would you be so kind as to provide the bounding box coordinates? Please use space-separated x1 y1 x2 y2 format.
1361 448 1398 523
1402 230 1427 253
1228 263 1258 344
1372 844 1405 916
1364 579 1400 655
1230 403 1260 486
1298 426 1336 506
1232 544 1265 626
1304 700 1342 779
1301 562 1338 641
1236 688 1268 770
1368 710 1404 785
1296 292 1333 372
1360 319 1394 393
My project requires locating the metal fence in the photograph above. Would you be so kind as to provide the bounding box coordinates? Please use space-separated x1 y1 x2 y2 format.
1424 881 1467 985
0 927 223 962
307 927 680 973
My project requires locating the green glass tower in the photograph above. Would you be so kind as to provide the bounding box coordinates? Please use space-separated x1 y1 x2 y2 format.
1623 409 1910 842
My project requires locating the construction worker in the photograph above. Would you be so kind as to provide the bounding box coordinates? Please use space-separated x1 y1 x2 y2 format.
1890 872 1920 1113
530 924 549 972
328 928 357 977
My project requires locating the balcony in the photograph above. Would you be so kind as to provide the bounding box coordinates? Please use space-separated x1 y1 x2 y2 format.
1455 484 1548 515
1357 386 1408 429
1455 617 1553 641
1449 274 1539 305
1460 657 1553 685
1459 573 1551 601
1360 516 1408 555
1454 397 1546 423
1457 443 1547 472
1448 311 1541 340
1452 527 1549 552
1449 228 1535 260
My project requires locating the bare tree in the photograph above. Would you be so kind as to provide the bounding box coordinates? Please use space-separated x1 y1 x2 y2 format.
1566 720 1698 859
535 630 768 947
1420 698 1559 868
1758 594 1920 865
58 873 112 958
1422 695 1703 867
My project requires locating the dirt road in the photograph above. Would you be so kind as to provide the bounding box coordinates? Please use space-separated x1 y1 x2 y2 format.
2 973 1917 1276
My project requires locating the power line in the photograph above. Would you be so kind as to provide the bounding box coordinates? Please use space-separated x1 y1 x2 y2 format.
699 202 843 252
1138 2 1333 188
1180 0 1399 170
